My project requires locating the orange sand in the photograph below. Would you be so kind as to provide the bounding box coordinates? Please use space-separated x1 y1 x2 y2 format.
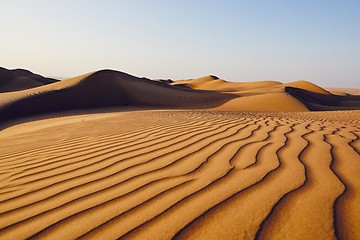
0 70 359 239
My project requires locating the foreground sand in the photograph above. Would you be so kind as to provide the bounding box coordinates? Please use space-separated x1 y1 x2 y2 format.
0 109 359 239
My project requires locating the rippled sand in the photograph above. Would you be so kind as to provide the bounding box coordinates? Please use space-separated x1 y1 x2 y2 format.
0 110 359 239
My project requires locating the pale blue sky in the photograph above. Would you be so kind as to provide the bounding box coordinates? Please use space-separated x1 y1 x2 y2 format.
1 0 359 87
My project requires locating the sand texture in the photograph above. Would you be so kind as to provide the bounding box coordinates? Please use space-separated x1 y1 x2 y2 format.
0 69 360 239
0 110 359 239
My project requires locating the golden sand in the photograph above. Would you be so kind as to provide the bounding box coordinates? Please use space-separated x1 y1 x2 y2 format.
0 110 359 239
0 70 359 239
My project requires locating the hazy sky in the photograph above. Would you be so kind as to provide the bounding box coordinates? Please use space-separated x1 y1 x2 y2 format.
1 0 359 87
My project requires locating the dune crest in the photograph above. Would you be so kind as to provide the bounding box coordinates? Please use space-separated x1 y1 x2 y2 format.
284 80 331 94
0 67 58 93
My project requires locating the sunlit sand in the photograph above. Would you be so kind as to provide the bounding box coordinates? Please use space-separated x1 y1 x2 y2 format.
0 69 359 239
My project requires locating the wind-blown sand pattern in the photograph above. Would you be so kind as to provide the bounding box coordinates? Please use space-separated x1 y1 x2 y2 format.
0 69 359 239
0 110 359 239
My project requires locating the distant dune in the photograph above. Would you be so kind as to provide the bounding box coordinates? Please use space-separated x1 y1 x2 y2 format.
0 70 235 122
325 87 360 96
1 69 359 123
0 68 359 239
0 67 58 93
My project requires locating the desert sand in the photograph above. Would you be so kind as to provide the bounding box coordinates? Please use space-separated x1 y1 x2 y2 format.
0 70 359 239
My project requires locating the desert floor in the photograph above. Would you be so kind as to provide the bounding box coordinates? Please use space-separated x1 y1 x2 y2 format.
0 109 359 239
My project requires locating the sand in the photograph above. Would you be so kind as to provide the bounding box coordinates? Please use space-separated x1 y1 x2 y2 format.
0 70 359 239
0 67 58 93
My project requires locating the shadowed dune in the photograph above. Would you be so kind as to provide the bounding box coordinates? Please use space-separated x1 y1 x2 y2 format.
0 67 58 93
285 87 360 111
0 110 359 239
0 70 235 122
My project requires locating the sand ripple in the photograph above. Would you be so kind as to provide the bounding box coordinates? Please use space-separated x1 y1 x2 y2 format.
0 110 359 239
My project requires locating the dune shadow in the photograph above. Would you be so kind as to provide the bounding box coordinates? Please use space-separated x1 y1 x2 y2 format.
285 87 360 111
0 70 236 126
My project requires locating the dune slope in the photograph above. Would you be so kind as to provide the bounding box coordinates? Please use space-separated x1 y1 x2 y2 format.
0 110 359 239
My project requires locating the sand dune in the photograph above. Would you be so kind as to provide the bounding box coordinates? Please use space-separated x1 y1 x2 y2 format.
0 110 359 239
2 69 360 123
0 70 235 122
0 68 359 239
285 87 360 111
325 88 360 96
0 67 58 93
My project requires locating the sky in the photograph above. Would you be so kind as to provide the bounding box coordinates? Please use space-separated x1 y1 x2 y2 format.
1 0 359 87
